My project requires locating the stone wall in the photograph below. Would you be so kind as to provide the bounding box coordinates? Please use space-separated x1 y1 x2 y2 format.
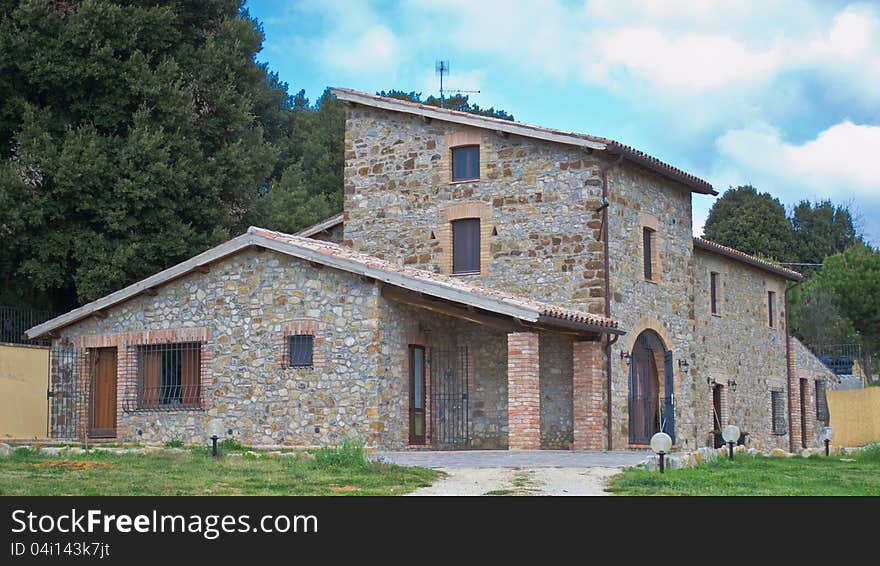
792 336 834 445
539 333 573 449
342 104 607 314
606 161 697 450
55 249 391 448
692 249 790 450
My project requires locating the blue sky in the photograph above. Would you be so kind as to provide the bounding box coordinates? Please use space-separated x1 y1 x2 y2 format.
247 0 880 245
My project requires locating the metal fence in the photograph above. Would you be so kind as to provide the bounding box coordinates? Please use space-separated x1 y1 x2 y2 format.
811 344 864 377
0 305 56 346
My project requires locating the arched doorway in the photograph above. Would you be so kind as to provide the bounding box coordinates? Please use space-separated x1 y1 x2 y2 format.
628 330 675 445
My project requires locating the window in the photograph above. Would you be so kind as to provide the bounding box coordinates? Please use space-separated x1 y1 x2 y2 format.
768 291 776 328
451 145 480 181
816 380 829 423
643 227 654 280
136 342 201 409
710 272 719 315
771 389 787 435
452 218 481 274
287 334 314 367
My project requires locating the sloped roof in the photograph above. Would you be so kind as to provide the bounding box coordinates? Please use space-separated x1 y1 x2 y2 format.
693 237 804 281
27 227 621 339
331 87 716 195
295 212 344 238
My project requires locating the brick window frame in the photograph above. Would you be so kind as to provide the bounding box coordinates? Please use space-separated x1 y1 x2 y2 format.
639 212 662 282
445 129 485 184
280 319 325 371
439 202 494 276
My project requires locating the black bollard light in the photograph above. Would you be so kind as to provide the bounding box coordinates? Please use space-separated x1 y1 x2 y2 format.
208 419 225 458
722 424 740 461
650 432 673 474
822 427 833 457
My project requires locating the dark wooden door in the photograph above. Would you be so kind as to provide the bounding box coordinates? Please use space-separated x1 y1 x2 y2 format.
800 379 808 449
90 347 117 438
409 345 426 445
712 385 724 448
629 341 659 445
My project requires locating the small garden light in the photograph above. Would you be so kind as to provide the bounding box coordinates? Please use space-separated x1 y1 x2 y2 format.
208 419 224 458
722 424 740 461
822 427 833 457
650 432 673 473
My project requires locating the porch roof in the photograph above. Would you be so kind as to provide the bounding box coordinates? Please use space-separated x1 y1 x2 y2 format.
26 227 622 340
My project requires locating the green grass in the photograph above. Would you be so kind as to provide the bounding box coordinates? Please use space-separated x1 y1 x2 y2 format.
0 444 440 496
607 445 880 496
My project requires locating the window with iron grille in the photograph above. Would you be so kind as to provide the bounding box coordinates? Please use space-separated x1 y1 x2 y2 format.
452 218 481 274
643 227 654 280
451 145 480 181
286 334 314 368
136 342 201 410
771 389 787 435
815 379 829 423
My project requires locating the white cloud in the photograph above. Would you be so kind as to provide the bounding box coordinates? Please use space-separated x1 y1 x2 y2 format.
317 25 401 76
714 121 880 198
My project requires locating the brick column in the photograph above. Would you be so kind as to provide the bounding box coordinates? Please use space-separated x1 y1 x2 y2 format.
507 332 540 450
787 336 801 452
573 340 604 450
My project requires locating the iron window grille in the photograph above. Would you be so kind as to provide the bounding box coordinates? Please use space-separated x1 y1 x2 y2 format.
771 389 787 435
451 145 480 181
285 334 314 368
815 379 829 423
131 342 202 411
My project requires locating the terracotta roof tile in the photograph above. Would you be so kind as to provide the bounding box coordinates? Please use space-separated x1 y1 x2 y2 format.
693 237 804 281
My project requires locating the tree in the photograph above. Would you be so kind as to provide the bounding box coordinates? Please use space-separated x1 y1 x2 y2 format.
703 186 795 261
789 279 859 347
376 90 514 121
811 243 880 379
790 199 859 272
0 0 289 310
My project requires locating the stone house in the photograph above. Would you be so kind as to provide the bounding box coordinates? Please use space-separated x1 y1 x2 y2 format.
27 88 831 452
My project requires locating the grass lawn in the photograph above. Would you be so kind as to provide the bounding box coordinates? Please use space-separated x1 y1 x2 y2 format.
0 443 440 496
607 445 880 496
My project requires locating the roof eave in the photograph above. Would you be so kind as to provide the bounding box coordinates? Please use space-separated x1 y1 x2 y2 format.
693 238 804 281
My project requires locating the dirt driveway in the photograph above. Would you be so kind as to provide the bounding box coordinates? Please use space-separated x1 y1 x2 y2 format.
372 450 648 496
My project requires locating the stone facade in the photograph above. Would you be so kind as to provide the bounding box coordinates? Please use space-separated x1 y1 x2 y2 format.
56 249 391 447
343 104 608 313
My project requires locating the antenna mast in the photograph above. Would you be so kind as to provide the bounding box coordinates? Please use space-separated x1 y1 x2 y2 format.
435 60 480 109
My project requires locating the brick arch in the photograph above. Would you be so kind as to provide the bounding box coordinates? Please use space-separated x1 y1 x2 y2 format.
624 317 672 354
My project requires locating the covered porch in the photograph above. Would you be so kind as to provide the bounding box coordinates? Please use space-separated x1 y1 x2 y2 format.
380 285 623 451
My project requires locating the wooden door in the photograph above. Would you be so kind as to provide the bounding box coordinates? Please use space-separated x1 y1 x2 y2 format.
90 347 117 438
409 345 426 445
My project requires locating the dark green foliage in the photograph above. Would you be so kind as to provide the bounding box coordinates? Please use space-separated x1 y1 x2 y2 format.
703 185 795 261
376 89 514 121
791 199 859 273
789 279 859 347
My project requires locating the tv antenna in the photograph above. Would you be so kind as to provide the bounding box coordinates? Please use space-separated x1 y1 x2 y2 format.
435 60 480 108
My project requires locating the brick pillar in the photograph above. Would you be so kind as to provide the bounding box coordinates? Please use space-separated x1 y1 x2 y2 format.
787 336 801 452
507 332 540 450
573 340 604 450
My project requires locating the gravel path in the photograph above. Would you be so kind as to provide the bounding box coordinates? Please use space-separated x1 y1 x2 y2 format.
407 466 624 496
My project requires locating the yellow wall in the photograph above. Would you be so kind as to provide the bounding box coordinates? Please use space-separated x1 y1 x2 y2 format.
0 344 48 439
827 387 880 447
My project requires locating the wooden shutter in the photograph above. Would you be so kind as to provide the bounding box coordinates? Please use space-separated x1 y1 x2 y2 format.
452 218 481 273
452 145 480 181
643 228 653 280
662 350 675 443
181 345 201 405
140 349 161 407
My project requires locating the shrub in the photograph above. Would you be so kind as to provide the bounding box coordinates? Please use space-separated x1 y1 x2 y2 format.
164 437 184 449
219 438 244 453
312 437 368 470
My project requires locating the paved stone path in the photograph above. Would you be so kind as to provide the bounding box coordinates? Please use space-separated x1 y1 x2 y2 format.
371 450 649 496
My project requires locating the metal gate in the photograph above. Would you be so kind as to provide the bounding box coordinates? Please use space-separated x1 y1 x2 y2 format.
47 345 89 440
430 347 469 449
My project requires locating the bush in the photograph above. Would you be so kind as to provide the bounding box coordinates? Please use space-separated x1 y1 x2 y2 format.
311 437 368 470
219 438 244 453
164 438 185 449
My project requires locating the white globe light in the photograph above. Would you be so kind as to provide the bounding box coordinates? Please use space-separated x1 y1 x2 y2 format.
208 418 225 438
822 427 833 442
722 424 740 444
650 432 673 454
